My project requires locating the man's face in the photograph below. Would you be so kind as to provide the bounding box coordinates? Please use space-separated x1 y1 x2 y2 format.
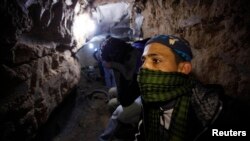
141 43 180 72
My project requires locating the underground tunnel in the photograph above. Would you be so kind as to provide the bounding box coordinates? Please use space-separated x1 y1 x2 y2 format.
0 0 250 141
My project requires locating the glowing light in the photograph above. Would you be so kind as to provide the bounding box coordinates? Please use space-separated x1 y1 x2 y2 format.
73 13 96 48
88 43 94 49
73 14 96 36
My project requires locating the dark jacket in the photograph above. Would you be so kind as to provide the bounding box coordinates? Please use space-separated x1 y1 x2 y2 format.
111 48 140 107
136 83 250 141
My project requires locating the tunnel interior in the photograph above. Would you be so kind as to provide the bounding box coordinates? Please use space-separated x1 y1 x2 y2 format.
1 0 250 141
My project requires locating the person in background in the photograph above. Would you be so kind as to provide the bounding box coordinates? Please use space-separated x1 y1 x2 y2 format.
94 36 117 88
101 37 141 109
99 37 142 141
104 38 150 115
102 60 116 88
93 48 105 82
136 34 250 141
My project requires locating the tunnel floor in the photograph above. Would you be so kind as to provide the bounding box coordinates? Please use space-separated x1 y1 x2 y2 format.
35 70 111 141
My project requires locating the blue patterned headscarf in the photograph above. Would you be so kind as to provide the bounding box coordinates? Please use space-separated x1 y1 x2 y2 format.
145 35 193 61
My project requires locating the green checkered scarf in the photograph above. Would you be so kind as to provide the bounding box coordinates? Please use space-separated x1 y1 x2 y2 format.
137 68 193 141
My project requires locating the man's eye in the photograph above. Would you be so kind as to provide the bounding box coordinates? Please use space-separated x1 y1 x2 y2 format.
152 58 160 63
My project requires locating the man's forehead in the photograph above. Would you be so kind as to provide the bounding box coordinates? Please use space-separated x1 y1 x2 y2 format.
142 43 173 57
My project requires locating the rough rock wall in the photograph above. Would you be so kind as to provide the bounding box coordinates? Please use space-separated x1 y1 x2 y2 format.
0 0 80 140
134 0 250 99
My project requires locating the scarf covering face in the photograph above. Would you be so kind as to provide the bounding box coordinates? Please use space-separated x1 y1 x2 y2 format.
137 68 193 141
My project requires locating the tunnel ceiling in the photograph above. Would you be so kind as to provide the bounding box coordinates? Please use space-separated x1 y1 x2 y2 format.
91 2 131 39
87 0 135 41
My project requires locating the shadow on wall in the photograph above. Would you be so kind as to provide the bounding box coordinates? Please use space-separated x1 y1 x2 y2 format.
33 88 77 141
